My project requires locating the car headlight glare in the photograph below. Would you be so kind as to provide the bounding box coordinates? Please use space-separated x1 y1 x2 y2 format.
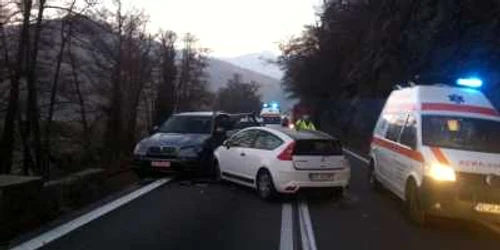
133 143 146 155
427 164 456 182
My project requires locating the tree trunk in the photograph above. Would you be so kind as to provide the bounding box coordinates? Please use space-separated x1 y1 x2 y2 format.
154 34 177 126
17 111 34 175
68 38 91 157
0 0 33 174
45 18 70 162
25 0 46 176
105 2 124 162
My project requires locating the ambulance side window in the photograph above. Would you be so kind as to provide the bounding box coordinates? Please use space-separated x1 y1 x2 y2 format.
399 114 417 149
385 113 406 142
374 116 389 137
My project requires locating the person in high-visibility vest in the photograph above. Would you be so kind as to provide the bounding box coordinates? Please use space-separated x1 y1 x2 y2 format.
295 115 316 131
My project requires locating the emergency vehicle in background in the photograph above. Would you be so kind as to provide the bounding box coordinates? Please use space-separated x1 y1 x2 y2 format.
369 78 500 225
260 102 282 127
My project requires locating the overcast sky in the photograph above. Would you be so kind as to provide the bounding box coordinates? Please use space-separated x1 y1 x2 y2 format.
122 0 321 57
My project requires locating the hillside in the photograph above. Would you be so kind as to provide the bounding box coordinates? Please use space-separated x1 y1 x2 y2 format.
206 58 291 109
221 51 283 79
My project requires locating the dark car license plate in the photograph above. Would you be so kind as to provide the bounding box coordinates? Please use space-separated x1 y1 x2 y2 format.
151 161 171 168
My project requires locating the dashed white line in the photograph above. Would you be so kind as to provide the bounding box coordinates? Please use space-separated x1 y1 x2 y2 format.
343 148 370 165
279 203 294 250
298 201 317 250
10 178 171 250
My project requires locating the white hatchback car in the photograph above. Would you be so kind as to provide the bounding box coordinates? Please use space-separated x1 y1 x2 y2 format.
213 127 350 200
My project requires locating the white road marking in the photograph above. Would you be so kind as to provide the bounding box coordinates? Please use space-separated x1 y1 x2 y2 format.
343 148 370 165
298 201 317 250
478 220 500 236
10 178 171 250
279 203 294 250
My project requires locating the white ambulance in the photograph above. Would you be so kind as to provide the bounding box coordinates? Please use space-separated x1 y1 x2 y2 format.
369 82 500 225
260 103 282 127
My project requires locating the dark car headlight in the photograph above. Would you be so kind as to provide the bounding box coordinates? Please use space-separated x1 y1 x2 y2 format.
178 145 203 158
133 142 147 155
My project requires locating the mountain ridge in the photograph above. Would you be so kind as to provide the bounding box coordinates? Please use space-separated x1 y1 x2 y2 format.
220 51 283 79
206 57 290 109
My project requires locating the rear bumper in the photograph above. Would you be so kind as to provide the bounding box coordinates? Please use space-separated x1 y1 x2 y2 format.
420 177 500 223
274 168 350 193
133 155 208 174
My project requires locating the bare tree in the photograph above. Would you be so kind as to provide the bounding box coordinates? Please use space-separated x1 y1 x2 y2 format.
0 0 34 174
45 0 77 171
89 0 156 162
67 34 90 156
153 30 177 126
24 0 48 176
175 33 211 112
0 0 214 176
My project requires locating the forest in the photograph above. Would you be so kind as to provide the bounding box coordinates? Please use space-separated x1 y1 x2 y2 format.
279 0 500 150
0 0 262 178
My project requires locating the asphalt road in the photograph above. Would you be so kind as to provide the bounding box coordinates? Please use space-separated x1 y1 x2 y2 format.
310 154 500 250
28 154 500 250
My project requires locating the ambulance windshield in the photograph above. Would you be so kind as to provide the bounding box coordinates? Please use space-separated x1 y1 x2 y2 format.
262 116 282 125
422 115 500 154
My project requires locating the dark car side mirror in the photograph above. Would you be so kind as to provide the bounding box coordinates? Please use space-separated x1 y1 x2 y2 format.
150 125 159 134
216 126 226 134
223 140 230 149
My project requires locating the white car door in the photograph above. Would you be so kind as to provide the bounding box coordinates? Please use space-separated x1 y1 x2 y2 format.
220 129 259 184
244 131 285 179
216 139 240 176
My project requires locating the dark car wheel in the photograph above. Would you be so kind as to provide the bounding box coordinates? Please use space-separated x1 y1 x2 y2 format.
213 161 222 182
134 168 149 179
257 170 276 201
406 179 427 226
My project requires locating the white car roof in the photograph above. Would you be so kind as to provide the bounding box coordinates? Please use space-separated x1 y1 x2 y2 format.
240 126 334 141
175 111 222 117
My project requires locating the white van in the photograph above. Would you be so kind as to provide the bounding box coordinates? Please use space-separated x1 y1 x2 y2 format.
260 107 282 127
369 84 500 225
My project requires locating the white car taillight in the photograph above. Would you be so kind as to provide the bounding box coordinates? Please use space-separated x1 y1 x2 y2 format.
277 141 296 161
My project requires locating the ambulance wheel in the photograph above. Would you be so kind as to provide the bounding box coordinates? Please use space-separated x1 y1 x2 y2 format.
369 161 382 191
406 179 427 226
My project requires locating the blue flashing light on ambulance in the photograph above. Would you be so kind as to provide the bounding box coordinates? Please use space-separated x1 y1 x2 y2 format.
369 78 500 226
456 78 483 88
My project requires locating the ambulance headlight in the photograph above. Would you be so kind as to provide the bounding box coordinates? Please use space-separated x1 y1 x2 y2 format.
427 164 456 182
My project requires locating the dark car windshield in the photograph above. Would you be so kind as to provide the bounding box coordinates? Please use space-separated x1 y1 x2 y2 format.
422 115 500 154
159 115 212 134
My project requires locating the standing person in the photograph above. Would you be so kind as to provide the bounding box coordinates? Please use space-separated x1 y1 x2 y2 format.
295 115 316 131
282 116 290 127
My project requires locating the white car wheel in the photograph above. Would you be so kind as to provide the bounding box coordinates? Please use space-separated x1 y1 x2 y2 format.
257 170 276 200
